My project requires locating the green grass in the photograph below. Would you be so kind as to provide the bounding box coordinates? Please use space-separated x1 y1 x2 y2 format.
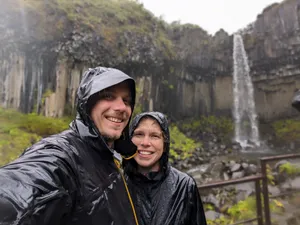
0 107 71 166
169 125 202 161
10 0 175 58
0 107 199 165
207 196 283 225
181 116 234 143
272 119 300 143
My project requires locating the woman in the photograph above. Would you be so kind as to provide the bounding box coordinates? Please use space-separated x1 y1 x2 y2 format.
123 111 207 225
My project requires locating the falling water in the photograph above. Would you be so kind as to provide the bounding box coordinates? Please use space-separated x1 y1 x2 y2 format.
19 0 29 38
232 34 260 149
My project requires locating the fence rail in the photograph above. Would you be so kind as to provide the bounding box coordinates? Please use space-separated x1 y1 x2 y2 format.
197 153 300 225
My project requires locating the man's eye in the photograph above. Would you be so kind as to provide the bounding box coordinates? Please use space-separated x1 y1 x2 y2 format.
105 93 114 99
123 98 132 105
99 92 113 100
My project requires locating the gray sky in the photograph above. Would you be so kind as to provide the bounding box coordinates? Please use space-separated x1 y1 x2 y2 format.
139 0 282 35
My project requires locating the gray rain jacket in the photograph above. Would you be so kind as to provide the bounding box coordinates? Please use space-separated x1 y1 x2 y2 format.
124 112 207 225
0 67 138 225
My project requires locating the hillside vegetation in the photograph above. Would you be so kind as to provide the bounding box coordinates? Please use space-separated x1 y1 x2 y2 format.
0 107 198 166
2 0 175 60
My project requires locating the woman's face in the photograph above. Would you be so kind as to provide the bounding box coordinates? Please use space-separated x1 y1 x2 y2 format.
131 118 164 173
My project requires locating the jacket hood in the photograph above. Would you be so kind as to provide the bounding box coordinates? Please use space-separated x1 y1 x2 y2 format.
124 111 170 175
71 66 137 157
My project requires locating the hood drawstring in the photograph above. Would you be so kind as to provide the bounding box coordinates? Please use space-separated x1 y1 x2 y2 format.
122 152 138 160
114 157 139 225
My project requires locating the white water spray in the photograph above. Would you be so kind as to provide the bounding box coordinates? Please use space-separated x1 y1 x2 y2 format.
232 34 260 149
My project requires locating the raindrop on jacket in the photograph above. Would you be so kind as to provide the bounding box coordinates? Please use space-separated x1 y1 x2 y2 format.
0 67 139 225
124 111 207 225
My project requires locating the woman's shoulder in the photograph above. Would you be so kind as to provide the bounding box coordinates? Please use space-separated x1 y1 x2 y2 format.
169 166 197 186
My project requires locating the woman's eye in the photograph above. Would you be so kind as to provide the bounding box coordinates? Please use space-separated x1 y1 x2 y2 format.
151 134 161 139
133 133 142 137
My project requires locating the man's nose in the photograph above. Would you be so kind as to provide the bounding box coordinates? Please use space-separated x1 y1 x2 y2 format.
113 97 127 111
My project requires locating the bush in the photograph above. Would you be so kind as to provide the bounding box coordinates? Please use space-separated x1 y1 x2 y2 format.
279 162 300 176
0 107 70 165
272 119 300 143
181 116 234 142
18 113 70 137
169 125 202 161
207 196 283 225
0 128 41 166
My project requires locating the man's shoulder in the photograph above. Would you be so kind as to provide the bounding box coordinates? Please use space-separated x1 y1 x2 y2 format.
24 129 83 156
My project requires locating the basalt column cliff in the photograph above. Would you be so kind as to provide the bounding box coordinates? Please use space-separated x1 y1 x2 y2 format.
1 0 300 121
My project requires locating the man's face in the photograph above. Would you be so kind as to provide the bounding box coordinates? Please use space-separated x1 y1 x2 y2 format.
131 118 164 173
90 81 132 145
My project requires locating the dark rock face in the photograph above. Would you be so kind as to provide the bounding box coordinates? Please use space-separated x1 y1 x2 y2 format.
245 0 300 76
1 0 300 121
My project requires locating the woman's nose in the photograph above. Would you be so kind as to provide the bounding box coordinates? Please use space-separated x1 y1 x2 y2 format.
140 136 151 146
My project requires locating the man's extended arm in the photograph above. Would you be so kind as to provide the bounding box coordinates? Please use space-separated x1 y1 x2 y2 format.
0 142 76 225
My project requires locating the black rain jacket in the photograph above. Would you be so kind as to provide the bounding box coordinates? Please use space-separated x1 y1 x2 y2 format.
0 67 139 225
123 112 207 225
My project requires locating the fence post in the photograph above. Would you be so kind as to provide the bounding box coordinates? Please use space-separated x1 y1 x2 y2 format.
255 179 264 225
261 160 271 225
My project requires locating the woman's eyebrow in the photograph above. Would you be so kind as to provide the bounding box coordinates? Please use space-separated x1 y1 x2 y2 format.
133 129 143 133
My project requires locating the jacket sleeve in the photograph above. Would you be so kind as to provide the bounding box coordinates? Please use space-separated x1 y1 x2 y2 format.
189 178 207 225
0 140 77 225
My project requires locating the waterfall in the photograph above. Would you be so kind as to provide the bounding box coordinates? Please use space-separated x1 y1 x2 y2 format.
232 34 260 149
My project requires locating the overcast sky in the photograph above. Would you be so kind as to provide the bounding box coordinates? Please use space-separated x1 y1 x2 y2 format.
139 0 282 35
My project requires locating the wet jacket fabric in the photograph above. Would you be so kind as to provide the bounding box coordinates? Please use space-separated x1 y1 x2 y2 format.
0 67 138 225
124 112 207 225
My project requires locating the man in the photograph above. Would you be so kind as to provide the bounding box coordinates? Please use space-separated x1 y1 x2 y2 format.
0 67 139 225
123 111 207 225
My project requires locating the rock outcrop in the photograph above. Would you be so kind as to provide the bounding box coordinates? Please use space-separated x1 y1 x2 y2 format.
1 0 300 121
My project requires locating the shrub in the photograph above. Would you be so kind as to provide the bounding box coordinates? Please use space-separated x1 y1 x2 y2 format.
0 107 70 165
169 125 202 161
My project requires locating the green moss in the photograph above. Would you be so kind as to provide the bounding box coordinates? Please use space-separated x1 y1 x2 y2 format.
168 84 174 89
207 196 283 225
272 119 300 143
19 0 175 58
267 164 275 185
0 129 41 166
162 80 168 85
18 113 70 137
132 86 143 119
0 107 201 166
41 89 53 104
0 107 71 166
181 116 234 143
161 80 175 90
279 162 300 176
169 125 202 161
